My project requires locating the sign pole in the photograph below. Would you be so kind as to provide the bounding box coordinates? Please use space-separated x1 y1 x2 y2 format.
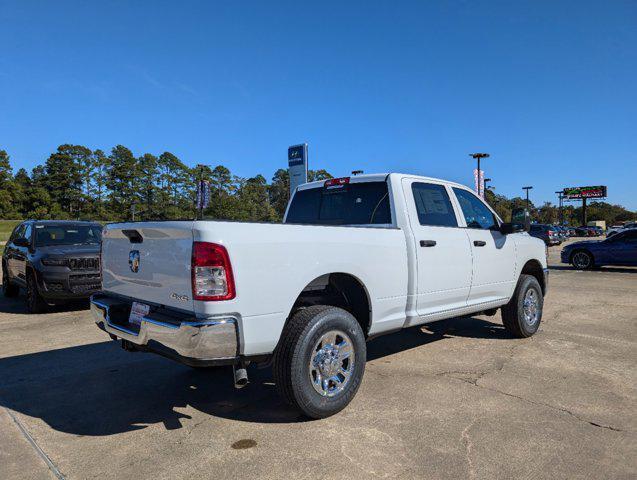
582 197 587 226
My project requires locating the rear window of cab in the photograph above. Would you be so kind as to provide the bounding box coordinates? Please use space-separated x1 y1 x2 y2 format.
286 181 391 225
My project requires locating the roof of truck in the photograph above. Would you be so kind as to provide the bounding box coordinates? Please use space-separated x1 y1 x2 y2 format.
297 173 469 191
24 219 101 225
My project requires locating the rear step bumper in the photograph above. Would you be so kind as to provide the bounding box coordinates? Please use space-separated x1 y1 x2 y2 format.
90 293 238 366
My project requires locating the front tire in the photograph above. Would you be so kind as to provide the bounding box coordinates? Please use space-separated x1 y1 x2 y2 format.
501 274 543 338
26 271 47 313
273 305 366 419
571 250 594 270
2 262 19 298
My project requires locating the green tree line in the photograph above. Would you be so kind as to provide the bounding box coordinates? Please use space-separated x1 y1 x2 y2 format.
0 145 331 222
0 145 635 225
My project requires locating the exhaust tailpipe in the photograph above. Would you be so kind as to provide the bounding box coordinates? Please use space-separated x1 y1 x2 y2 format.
233 365 249 389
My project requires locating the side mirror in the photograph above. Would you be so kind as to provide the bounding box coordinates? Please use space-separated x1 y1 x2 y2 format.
13 237 30 247
510 207 531 232
499 223 526 235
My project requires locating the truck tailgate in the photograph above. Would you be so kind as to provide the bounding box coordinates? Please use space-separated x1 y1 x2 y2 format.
101 221 194 310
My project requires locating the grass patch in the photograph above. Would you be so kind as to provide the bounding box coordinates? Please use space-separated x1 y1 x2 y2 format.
0 220 22 242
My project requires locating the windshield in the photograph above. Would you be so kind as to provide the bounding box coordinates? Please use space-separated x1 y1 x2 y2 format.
285 181 392 225
34 224 102 247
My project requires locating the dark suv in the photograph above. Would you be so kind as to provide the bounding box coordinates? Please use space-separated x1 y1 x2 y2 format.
2 220 102 312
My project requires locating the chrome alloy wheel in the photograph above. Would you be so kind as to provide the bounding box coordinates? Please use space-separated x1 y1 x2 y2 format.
309 330 355 397
572 251 590 269
522 288 540 326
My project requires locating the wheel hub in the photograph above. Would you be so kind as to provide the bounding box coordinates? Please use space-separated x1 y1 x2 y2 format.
523 289 539 326
309 330 355 397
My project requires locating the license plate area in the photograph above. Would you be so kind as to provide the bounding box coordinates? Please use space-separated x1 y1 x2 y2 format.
129 301 150 326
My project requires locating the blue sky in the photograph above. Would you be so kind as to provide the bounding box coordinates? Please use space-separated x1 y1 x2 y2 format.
1 1 636 209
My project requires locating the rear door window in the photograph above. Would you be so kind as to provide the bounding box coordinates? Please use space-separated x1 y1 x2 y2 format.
411 183 458 227
286 181 391 225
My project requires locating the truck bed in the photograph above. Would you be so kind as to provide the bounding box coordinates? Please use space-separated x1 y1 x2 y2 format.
101 220 409 355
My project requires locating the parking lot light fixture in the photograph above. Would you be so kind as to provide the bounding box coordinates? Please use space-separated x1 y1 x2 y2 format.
523 186 533 208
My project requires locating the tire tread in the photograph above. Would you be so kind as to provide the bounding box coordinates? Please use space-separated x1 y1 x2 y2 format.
502 274 542 338
273 305 333 408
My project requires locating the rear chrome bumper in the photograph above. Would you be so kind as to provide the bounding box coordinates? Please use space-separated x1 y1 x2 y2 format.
90 294 238 365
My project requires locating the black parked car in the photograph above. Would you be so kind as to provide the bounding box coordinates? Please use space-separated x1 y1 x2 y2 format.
529 224 561 246
2 220 102 312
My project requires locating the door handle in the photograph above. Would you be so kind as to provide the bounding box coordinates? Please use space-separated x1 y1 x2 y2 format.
420 240 437 247
474 240 487 247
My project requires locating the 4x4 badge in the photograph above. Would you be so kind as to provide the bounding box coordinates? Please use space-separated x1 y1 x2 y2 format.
129 250 140 273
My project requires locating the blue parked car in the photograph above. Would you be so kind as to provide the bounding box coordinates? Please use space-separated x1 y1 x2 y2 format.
561 229 637 269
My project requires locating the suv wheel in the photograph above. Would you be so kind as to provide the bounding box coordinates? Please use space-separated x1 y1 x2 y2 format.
571 250 593 270
26 271 47 313
501 274 543 338
2 262 19 298
273 305 366 419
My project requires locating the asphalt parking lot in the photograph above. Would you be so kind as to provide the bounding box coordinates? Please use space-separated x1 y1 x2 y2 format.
1 239 635 480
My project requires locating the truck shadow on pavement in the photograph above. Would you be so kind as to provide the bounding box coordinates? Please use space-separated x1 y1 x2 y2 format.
0 315 515 434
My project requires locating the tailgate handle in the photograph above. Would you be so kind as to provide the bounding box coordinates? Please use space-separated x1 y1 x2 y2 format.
122 229 143 243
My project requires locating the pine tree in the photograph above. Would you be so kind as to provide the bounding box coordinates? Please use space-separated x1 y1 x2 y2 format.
107 145 140 220
43 145 89 215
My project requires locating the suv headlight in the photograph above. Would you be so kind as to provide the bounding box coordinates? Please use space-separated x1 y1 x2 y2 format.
41 257 67 266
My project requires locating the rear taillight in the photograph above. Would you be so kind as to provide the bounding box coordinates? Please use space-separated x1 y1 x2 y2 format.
548 230 555 235
191 242 235 301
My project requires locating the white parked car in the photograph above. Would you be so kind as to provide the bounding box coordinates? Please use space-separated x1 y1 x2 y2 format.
91 173 548 418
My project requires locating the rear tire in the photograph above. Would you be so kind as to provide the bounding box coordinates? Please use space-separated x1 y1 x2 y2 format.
26 271 47 313
273 305 366 419
2 262 19 298
501 274 543 338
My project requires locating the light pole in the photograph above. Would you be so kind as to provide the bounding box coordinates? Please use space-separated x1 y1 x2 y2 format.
196 164 205 220
555 190 564 224
484 177 492 192
469 153 490 197
522 186 533 209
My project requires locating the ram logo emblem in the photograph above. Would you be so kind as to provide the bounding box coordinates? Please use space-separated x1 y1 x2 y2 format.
129 250 140 273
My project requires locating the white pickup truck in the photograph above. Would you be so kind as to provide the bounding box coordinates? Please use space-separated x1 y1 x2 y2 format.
91 173 548 418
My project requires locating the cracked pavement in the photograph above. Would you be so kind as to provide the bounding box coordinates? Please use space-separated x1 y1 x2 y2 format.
0 240 635 479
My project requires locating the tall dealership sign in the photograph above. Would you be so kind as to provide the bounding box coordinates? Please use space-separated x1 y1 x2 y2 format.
562 185 607 200
561 185 607 225
288 143 308 197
